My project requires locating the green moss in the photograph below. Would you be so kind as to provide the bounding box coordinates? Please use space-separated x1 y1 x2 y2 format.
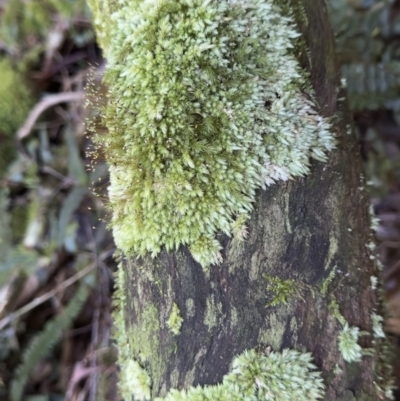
324 233 339 271
371 313 385 339
167 303 183 335
113 266 160 398
115 335 325 401
328 297 366 365
265 275 305 307
112 266 131 400
337 323 362 363
277 0 309 27
86 0 117 52
121 358 151 401
333 363 342 376
129 304 162 376
367 265 396 399
128 348 325 401
89 0 334 267
113 266 163 399
373 339 396 400
328 297 346 326
113 266 323 401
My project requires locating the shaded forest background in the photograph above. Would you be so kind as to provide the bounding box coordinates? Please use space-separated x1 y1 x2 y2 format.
0 0 399 400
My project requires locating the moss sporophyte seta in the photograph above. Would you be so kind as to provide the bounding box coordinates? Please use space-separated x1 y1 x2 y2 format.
88 0 335 268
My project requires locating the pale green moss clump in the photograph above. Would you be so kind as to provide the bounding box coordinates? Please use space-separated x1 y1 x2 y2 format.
157 348 324 401
117 347 324 401
91 0 335 267
167 303 183 335
86 0 116 52
371 313 385 339
338 323 362 363
123 359 152 401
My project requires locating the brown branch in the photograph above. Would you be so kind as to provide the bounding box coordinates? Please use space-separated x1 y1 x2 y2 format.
17 91 85 141
0 249 113 331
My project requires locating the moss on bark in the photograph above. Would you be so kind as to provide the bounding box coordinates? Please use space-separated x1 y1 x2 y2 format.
95 0 392 400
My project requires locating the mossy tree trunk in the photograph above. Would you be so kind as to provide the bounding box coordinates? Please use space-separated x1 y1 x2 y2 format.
117 1 388 400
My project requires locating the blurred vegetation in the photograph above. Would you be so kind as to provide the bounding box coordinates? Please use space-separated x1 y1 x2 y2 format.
328 0 400 109
0 0 399 400
0 0 92 67
0 58 33 176
327 0 400 195
0 0 118 400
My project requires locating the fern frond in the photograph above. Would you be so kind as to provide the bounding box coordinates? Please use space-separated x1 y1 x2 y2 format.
342 62 400 110
10 283 89 401
327 0 400 111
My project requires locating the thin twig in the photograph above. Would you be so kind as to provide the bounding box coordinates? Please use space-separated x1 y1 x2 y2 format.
0 249 114 331
17 91 85 141
41 165 77 185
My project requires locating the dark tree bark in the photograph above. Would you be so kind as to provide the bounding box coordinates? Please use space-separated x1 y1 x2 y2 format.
118 1 389 400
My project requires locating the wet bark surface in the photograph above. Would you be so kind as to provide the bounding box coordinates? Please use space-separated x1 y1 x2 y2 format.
120 1 383 400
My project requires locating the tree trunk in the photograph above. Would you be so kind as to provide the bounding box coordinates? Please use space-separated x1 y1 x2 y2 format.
115 1 391 400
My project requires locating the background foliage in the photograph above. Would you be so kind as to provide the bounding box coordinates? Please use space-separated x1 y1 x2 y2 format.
0 0 117 400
